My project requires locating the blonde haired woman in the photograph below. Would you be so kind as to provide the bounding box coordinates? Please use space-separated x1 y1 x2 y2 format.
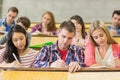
85 20 120 68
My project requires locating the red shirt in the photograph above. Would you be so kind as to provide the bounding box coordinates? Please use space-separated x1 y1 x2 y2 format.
59 50 68 61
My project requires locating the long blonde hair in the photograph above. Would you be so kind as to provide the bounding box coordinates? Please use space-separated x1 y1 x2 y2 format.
89 20 117 46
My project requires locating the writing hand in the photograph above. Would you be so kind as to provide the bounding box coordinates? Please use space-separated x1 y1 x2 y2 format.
68 62 81 73
50 59 66 68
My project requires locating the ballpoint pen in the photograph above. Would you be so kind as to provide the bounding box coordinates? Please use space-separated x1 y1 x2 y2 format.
54 52 61 59
12 53 19 63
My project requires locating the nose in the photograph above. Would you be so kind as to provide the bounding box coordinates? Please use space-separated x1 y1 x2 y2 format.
63 38 68 44
97 37 102 42
17 40 21 46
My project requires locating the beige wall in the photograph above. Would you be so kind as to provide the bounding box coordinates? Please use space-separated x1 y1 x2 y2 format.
1 0 120 23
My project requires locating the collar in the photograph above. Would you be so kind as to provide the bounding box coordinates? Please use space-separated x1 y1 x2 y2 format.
51 41 75 51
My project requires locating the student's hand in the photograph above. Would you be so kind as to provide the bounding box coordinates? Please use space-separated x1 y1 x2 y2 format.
0 26 6 31
43 32 52 35
50 59 66 68
11 61 22 67
67 62 81 73
110 30 117 36
114 57 120 67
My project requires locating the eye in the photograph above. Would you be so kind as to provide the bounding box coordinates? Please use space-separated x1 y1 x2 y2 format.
13 39 17 42
93 36 98 39
100 34 104 37
62 35 66 38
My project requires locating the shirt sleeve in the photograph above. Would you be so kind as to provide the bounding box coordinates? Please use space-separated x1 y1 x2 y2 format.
85 41 96 66
75 47 86 67
116 29 120 34
34 46 50 68
0 48 5 63
0 33 8 45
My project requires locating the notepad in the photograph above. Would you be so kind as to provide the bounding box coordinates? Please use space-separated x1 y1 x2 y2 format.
89 66 107 68
29 41 53 49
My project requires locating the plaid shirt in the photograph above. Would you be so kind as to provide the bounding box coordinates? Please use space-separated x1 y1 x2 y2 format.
34 42 85 68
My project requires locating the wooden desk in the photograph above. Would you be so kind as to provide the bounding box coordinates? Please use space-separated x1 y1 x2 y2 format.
1 68 67 80
113 36 120 44
1 67 120 80
30 36 58 45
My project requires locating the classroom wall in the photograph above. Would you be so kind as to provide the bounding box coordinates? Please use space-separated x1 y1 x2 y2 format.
1 0 120 23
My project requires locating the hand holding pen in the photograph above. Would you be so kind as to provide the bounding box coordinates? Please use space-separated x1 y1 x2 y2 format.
113 54 120 67
12 53 22 67
50 52 66 68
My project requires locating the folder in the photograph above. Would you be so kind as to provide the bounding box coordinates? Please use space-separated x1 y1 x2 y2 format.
29 41 53 49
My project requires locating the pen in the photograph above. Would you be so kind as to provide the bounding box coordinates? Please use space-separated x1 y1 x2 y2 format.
54 52 61 59
12 53 19 63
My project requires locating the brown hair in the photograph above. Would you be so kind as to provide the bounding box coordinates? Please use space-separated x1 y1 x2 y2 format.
17 16 31 30
60 20 76 34
8 7 19 14
112 10 120 17
41 11 56 31
70 15 87 39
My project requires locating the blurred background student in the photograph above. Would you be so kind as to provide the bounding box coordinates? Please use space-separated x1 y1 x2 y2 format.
0 7 18 32
30 11 57 35
108 10 120 36
0 25 38 67
0 16 31 46
70 15 87 48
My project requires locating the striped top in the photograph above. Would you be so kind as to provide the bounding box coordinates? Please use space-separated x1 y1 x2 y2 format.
0 48 39 68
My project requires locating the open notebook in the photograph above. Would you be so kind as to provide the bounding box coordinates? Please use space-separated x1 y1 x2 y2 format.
29 41 53 49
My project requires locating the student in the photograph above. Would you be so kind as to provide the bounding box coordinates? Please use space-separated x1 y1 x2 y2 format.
34 21 85 72
0 16 31 46
0 7 18 32
30 11 57 35
0 25 38 67
70 15 87 47
85 20 120 68
108 10 120 36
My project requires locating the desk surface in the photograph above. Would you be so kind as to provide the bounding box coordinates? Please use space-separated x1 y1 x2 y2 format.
1 67 120 72
1 67 120 80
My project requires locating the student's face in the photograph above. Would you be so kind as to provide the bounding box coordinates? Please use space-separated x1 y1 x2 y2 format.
6 11 18 24
112 14 120 27
58 28 75 50
12 32 26 51
92 29 108 46
71 19 82 32
42 14 51 25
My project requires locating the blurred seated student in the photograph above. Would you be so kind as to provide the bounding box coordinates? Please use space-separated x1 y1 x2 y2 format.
108 10 120 36
0 7 18 32
70 15 87 48
34 21 85 72
0 16 31 46
85 20 120 68
30 11 57 35
0 25 38 67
